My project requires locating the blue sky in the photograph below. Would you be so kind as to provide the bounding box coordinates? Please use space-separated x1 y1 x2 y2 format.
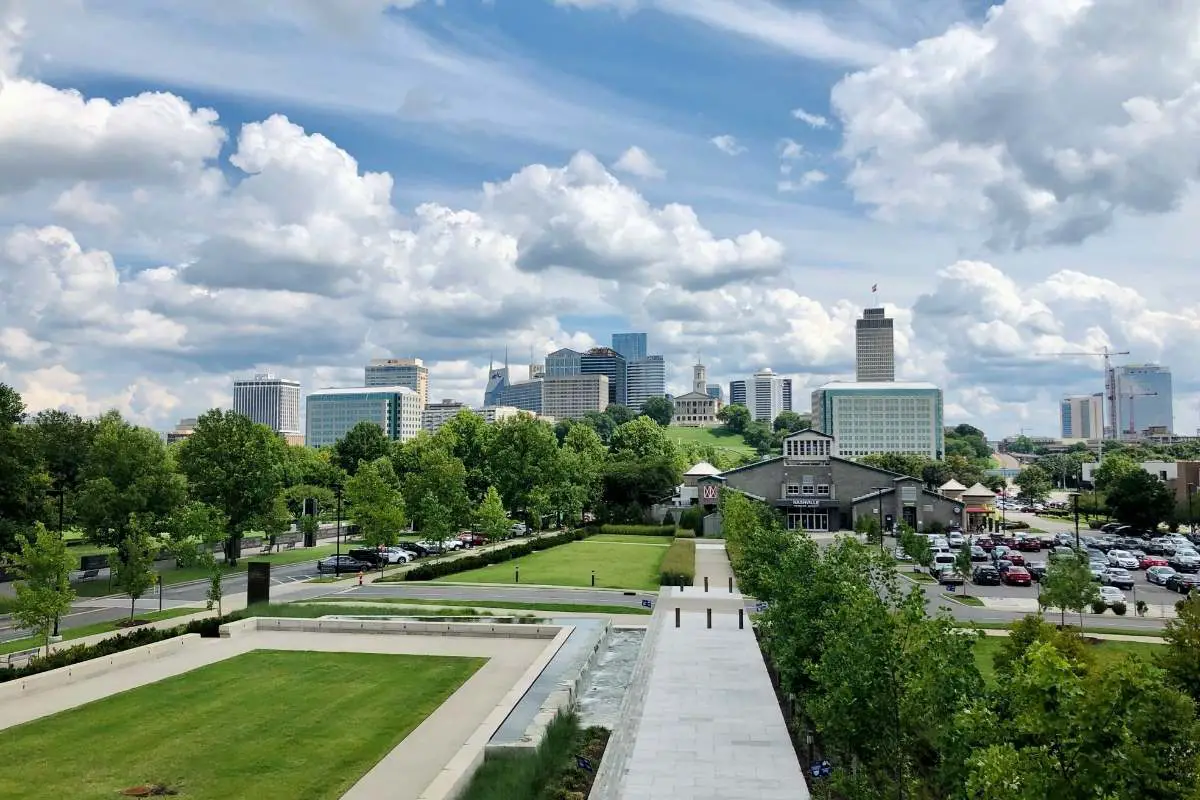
2 0 1199 437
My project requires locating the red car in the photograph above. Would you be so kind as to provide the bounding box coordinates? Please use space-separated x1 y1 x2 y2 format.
457 532 486 547
1002 566 1032 586
1017 538 1041 552
977 538 995 551
1006 552 1027 566
1138 554 1168 570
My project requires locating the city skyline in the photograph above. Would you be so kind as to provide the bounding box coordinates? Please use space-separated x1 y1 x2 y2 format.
4 3 1200 440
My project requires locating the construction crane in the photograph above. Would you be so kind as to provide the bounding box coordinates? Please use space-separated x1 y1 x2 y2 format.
1122 390 1158 440
1036 346 1131 465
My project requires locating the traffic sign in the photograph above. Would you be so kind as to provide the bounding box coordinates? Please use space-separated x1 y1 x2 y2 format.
641 599 653 609
755 601 769 612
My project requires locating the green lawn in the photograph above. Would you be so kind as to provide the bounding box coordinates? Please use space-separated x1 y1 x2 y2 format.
589 534 674 545
309 597 653 615
0 595 16 614
71 543 362 597
960 621 1166 638
437 540 668 591
0 650 483 800
664 425 754 457
945 593 985 606
0 607 202 655
973 636 1164 685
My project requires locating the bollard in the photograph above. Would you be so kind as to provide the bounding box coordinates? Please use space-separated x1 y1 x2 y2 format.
675 607 680 628
728 576 733 593
591 570 595 587
739 608 744 629
679 576 685 592
704 576 709 593
515 566 519 584
706 608 712 629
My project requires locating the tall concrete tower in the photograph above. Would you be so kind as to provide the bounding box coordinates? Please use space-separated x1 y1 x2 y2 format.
855 308 895 382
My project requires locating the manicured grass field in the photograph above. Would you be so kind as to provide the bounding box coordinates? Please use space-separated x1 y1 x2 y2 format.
972 635 1163 685
437 540 668 591
309 597 654 615
664 425 754 457
0 650 484 800
589 534 674 545
0 607 200 655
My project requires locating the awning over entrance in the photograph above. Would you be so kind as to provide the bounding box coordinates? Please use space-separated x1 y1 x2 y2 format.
966 506 989 513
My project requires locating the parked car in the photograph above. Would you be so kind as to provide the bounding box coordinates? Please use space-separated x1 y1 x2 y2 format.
1050 546 1077 561
1100 522 1123 534
969 545 989 562
931 552 957 574
458 532 487 547
1097 585 1126 606
1146 538 1171 555
1088 561 1108 581
317 555 371 574
1165 573 1200 594
347 548 386 567
399 542 429 557
381 547 412 564
1002 566 1032 586
991 545 1012 561
1025 561 1048 581
510 522 528 536
1139 554 1169 570
947 532 966 548
1106 549 1140 570
1146 566 1177 586
415 540 445 554
972 565 1002 585
976 537 995 551
1005 551 1027 566
936 566 964 586
1116 537 1144 551
1017 537 1042 552
1169 552 1200 573
1101 568 1135 590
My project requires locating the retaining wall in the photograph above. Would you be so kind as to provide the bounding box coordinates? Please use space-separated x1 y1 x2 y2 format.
219 617 562 639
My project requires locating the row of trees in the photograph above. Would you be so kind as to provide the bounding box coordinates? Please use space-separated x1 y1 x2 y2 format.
856 424 1004 495
715 404 811 455
722 490 1200 799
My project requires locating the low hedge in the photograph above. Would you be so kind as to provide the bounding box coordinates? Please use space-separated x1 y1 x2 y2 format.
0 610 248 684
397 528 589 581
598 524 672 537
675 529 696 539
660 538 696 586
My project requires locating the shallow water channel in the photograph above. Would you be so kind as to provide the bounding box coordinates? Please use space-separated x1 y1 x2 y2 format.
577 628 646 729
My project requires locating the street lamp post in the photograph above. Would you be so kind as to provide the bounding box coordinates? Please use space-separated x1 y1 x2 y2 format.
1071 491 1081 551
47 486 65 639
334 484 344 577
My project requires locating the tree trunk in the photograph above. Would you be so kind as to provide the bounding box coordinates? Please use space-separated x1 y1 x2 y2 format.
130 595 135 621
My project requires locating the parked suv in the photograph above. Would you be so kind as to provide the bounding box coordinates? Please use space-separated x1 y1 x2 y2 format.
972 565 1001 586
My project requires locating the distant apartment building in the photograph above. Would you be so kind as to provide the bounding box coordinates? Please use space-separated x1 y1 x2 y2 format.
782 378 793 413
232 374 302 438
541 374 609 420
364 358 429 408
811 382 944 459
673 363 720 427
1060 393 1103 440
305 386 422 447
627 355 666 410
422 400 525 433
611 332 648 362
856 307 896 382
750 368 786 423
581 347 627 407
1108 363 1173 438
545 348 582 376
729 380 747 407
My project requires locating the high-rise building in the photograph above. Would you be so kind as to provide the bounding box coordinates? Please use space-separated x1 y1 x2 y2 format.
232 374 302 437
750 368 786 423
1108 364 1174 437
672 362 720 427
705 384 723 404
545 348 582 376
580 347 627 406
812 382 944 459
855 308 896 382
421 399 469 433
305 386 422 447
782 378 793 413
365 358 429 408
541 374 609 420
611 332 648 362
626 355 666 410
1060 394 1104 440
729 380 747 407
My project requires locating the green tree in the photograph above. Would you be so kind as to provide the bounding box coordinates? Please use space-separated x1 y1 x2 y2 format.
331 420 391 476
474 485 511 542
741 421 774 455
486 415 558 522
860 452 931 480
609 416 676 462
417 490 453 547
955 539 974 593
0 385 48 554
1039 553 1098 630
1006 435 1035 454
639 396 674 427
28 409 97 526
1013 464 1052 503
1092 453 1139 493
11 523 76 655
433 410 496 504
75 412 185 548
165 501 227 568
1106 469 1174 530
401 441 470 531
578 410 617 443
715 403 751 434
900 528 933 572
345 457 406 571
281 484 335 520
772 410 809 433
112 523 159 621
604 404 637 426
1159 593 1200 703
176 409 288 565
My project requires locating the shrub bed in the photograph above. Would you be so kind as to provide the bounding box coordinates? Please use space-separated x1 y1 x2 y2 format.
598 524 671 537
659 538 696 585
0 610 248 684
395 528 589 582
674 529 696 539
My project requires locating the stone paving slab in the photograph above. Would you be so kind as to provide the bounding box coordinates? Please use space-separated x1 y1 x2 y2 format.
619 610 809 800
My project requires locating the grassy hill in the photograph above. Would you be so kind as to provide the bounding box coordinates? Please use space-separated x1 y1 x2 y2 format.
665 425 755 457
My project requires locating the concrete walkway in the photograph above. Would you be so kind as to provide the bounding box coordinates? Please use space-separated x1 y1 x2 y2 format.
597 544 808 799
693 541 737 592
978 628 1166 644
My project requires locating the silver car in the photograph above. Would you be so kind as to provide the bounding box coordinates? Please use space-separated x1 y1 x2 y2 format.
1106 549 1139 570
1146 566 1177 585
1097 585 1126 606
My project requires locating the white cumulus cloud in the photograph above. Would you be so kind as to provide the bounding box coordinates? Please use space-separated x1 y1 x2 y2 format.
710 134 746 155
612 145 665 179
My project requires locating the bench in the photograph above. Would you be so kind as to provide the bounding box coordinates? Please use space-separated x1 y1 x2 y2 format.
283 541 297 550
5 647 41 666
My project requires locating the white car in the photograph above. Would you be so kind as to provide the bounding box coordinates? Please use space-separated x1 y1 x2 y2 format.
510 522 528 536
1106 549 1139 570
1097 585 1126 606
1146 566 1177 585
381 547 412 564
946 532 966 548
